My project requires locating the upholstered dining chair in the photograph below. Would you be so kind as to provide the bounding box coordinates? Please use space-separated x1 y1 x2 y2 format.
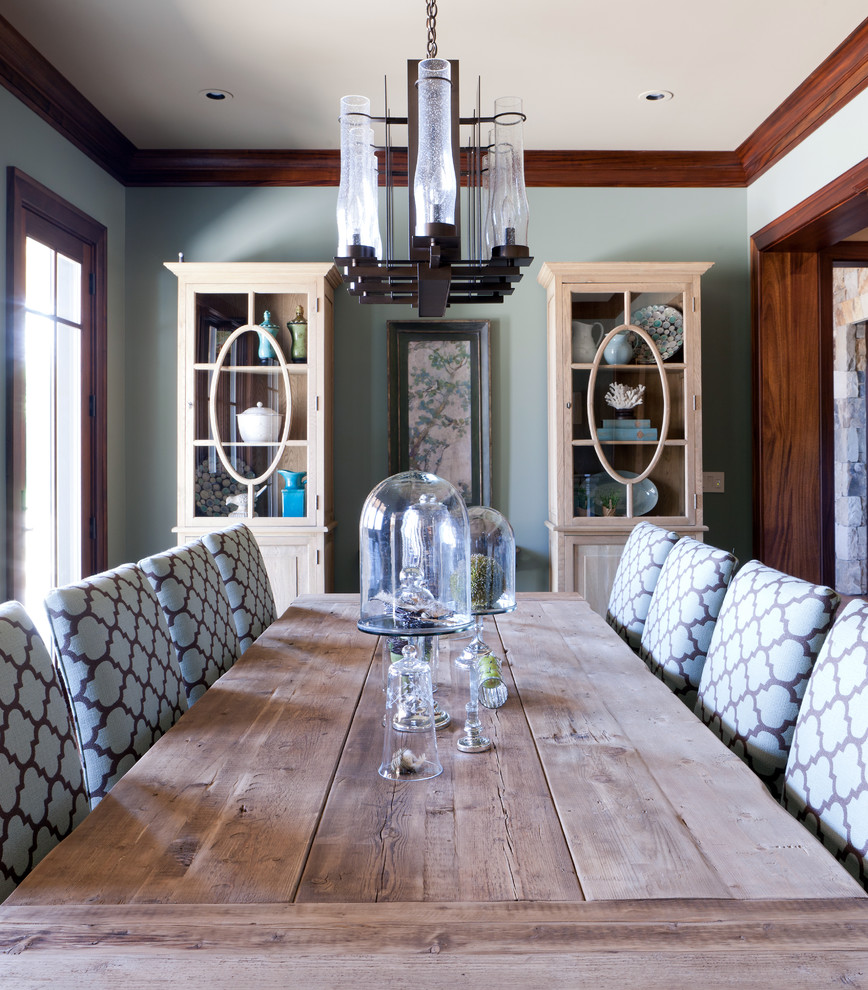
783 599 868 888
140 540 241 706
44 563 188 807
606 521 680 651
639 537 738 710
0 601 89 900
203 522 277 652
695 560 839 797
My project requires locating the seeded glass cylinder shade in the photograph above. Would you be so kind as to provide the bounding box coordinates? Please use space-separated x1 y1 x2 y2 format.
490 97 529 249
414 58 457 235
337 95 381 256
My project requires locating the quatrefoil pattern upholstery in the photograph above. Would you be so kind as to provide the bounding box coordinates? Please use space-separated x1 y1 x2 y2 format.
140 540 241 706
203 523 276 652
0 602 88 900
606 522 680 650
639 538 737 709
783 599 868 887
695 560 839 795
44 564 187 806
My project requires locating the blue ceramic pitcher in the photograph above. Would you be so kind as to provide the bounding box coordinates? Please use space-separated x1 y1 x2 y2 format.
277 470 307 517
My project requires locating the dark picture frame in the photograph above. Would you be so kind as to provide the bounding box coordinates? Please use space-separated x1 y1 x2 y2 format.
388 320 491 506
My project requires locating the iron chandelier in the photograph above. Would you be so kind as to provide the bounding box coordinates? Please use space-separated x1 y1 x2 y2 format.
335 1 532 318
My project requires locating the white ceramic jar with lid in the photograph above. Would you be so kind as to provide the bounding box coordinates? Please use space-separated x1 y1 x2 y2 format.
236 402 280 443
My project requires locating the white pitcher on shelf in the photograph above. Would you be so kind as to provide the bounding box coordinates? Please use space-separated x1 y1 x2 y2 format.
571 320 604 363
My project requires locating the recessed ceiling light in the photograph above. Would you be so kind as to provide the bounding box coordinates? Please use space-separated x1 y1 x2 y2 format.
200 89 233 102
639 90 673 102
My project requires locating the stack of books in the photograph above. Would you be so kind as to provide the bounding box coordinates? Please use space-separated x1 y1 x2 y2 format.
596 418 658 442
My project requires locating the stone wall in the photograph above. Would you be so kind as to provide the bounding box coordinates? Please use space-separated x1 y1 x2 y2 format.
832 267 868 593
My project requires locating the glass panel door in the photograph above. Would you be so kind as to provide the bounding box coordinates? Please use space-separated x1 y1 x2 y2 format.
21 235 83 639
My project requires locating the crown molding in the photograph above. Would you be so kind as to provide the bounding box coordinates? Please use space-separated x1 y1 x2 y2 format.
124 147 745 188
737 17 868 183
124 149 342 186
0 14 134 183
0 13 866 188
523 150 745 187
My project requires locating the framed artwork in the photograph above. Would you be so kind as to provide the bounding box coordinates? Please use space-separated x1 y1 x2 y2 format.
388 320 491 506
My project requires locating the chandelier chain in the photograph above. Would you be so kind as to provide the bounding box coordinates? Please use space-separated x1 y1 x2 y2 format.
426 0 438 59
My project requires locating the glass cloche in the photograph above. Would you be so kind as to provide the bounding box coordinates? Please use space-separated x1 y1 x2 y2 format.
467 505 516 614
359 471 472 636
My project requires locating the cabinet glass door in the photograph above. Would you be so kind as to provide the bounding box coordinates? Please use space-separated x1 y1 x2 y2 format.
191 289 312 523
569 285 689 523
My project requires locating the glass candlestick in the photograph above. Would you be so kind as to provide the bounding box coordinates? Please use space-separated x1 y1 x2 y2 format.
454 628 491 753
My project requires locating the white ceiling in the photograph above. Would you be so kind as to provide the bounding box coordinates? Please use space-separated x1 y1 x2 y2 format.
2 0 866 152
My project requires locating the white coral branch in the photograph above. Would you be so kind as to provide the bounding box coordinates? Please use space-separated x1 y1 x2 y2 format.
604 382 646 410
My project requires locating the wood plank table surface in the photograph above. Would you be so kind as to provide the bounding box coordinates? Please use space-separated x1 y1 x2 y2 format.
1 592 866 987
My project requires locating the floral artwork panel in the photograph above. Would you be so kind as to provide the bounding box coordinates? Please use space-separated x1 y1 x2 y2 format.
407 338 473 499
388 321 490 506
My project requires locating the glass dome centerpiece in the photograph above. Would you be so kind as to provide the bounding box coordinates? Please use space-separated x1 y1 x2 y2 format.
359 471 472 637
455 506 517 753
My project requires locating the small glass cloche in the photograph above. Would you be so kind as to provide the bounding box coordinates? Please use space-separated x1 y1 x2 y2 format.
467 505 516 614
359 470 472 636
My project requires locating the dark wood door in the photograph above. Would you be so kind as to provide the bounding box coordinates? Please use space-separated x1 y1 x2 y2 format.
751 157 868 586
752 249 831 583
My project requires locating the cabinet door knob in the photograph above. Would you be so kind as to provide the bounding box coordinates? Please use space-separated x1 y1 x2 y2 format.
566 401 571 409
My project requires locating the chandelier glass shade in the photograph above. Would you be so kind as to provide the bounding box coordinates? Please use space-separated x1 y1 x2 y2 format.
335 6 531 318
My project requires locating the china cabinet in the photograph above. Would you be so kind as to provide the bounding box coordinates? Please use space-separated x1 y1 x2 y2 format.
538 262 713 616
166 262 341 611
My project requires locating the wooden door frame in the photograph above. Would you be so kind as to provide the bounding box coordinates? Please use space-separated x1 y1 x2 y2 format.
751 157 868 585
5 167 108 598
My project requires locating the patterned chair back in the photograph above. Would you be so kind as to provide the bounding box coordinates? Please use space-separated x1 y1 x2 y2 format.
606 521 680 650
44 564 188 806
0 602 89 900
140 540 241 705
202 523 277 652
783 599 868 887
639 537 737 709
695 560 839 796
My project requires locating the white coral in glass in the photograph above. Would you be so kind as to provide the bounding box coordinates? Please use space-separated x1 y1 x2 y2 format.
604 382 646 410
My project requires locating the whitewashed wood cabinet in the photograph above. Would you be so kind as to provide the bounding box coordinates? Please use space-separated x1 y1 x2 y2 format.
538 262 712 613
166 262 340 613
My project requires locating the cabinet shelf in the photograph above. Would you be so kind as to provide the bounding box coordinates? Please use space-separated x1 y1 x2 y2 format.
192 439 308 448
571 362 686 372
572 439 688 447
193 363 308 374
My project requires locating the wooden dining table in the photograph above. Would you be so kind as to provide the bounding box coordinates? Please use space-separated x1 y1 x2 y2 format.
1 592 865 987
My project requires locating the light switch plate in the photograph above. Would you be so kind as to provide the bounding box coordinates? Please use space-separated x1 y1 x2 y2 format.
703 471 725 493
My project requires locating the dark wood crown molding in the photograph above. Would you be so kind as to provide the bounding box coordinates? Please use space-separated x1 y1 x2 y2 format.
523 150 745 187
0 13 866 188
738 17 868 184
125 149 342 187
123 148 746 188
0 14 134 183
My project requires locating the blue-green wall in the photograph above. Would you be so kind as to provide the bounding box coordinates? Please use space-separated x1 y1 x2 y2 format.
0 84 754 592
125 185 752 590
